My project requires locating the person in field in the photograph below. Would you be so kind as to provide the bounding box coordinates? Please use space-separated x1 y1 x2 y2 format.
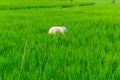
48 26 67 34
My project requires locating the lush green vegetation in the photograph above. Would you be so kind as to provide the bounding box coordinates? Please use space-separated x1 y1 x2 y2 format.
0 0 120 80
0 2 95 10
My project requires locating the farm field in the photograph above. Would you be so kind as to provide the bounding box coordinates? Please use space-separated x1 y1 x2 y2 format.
0 0 120 80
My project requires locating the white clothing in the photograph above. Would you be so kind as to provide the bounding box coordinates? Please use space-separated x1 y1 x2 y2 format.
48 26 66 34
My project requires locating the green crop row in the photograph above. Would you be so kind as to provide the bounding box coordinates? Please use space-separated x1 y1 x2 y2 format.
0 1 120 80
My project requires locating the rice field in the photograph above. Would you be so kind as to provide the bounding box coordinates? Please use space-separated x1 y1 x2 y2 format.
1 0 120 80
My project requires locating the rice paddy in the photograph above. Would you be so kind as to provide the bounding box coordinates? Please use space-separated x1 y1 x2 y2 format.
0 0 120 80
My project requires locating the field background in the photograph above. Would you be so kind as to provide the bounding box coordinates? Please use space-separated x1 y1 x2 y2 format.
0 0 120 80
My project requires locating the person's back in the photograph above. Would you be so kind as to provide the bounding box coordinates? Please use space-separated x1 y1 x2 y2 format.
48 26 67 34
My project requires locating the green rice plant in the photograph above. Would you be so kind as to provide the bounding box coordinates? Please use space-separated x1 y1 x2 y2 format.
0 1 120 80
